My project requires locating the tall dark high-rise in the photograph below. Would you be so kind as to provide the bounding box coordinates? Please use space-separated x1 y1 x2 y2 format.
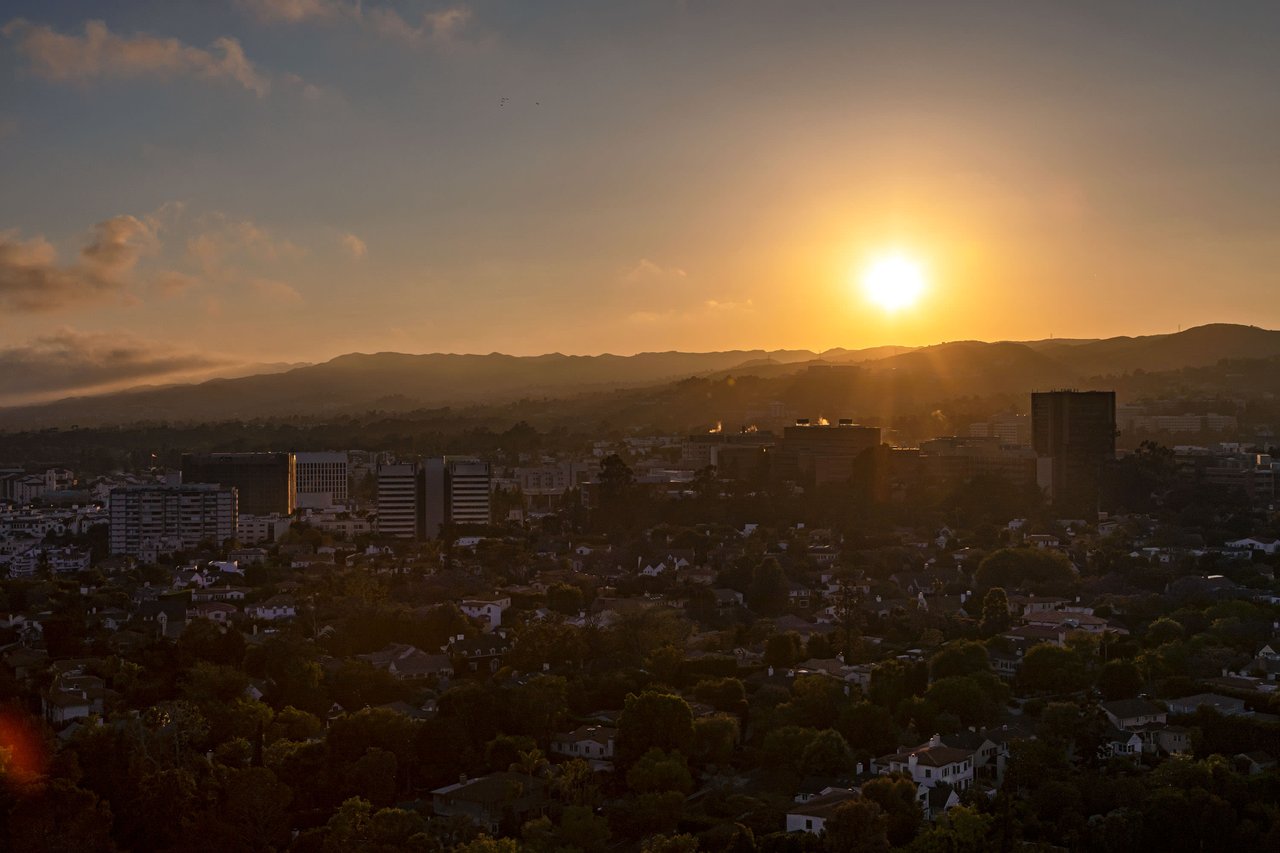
181 452 297 516
1032 391 1117 512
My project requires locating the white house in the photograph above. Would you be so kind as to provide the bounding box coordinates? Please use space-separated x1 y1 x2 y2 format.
550 725 616 766
786 789 859 835
878 740 975 791
1100 699 1167 730
1226 537 1280 555
459 597 512 631
245 595 298 622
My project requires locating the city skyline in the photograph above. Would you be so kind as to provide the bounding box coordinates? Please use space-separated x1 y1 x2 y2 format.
4 1 1280 400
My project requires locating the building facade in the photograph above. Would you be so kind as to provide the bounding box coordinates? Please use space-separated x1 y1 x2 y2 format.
181 452 297 516
1031 391 1116 511
109 484 237 557
446 457 492 526
294 451 349 507
376 462 420 539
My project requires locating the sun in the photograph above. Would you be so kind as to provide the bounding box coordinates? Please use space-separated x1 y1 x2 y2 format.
861 253 927 312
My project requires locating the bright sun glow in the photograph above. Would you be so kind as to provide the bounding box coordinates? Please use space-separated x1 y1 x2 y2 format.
861 253 927 312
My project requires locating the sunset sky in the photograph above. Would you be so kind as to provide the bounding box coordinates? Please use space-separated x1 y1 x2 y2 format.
3 1 1280 401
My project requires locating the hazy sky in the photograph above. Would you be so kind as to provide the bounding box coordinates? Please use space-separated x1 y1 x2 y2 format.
2 1 1280 401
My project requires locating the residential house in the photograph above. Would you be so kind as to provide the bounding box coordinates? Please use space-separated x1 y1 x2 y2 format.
245 595 298 622
1165 693 1250 717
447 634 511 673
1226 536 1280 555
1234 751 1277 775
430 772 549 834
1248 645 1280 681
786 788 860 835
1101 727 1144 759
550 725 616 766
1101 699 1167 730
459 597 512 631
43 664 107 727
187 602 237 624
876 735 976 818
360 643 455 682
1023 610 1123 636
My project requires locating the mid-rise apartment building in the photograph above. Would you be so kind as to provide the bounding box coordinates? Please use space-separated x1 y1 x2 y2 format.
109 484 237 557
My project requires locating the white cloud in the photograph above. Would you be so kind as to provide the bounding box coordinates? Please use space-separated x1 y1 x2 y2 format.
3 18 274 96
239 0 472 45
624 258 688 282
340 232 367 259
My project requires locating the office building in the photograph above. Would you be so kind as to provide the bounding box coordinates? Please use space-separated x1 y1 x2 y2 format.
181 452 296 516
914 436 1037 488
445 457 492 526
295 451 349 508
777 419 882 485
1032 391 1117 510
109 484 237 557
377 462 420 539
681 428 776 469
376 457 493 539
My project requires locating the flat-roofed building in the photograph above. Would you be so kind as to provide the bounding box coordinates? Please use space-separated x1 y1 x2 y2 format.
376 462 420 539
1032 391 1116 511
446 457 491 526
109 484 237 557
295 451 349 507
181 452 296 516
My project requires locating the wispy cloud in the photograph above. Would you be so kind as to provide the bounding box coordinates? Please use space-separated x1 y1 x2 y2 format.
3 19 273 96
186 215 304 274
238 0 472 45
237 0 350 24
340 232 367 259
0 329 232 404
249 277 304 302
628 298 754 325
624 258 688 282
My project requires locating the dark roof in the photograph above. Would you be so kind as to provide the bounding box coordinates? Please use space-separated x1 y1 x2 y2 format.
1101 699 1164 719
788 789 858 819
880 743 974 768
433 772 547 805
927 782 956 810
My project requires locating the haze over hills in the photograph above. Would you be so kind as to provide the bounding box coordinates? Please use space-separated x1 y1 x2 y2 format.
1 324 1277 430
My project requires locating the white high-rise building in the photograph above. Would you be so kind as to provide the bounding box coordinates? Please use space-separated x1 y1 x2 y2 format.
376 463 419 538
446 458 491 526
295 451 349 507
109 484 237 557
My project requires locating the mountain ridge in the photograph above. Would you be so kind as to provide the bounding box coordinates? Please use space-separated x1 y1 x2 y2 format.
2 324 1276 429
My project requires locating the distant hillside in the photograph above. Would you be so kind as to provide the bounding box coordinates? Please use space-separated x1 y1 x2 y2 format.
0 349 821 428
0 323 1275 429
1025 324 1280 376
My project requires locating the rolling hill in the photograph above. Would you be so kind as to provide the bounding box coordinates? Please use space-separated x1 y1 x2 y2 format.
1 324 1276 429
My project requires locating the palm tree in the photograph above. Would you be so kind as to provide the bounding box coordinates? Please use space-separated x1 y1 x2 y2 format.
509 747 550 779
